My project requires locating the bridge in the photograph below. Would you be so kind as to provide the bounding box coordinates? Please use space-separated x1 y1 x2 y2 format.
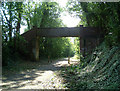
21 25 103 61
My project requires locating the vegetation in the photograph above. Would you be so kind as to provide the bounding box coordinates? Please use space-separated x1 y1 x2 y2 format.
2 2 24 66
2 1 120 90
2 2 75 67
67 1 120 47
60 42 120 89
58 1 120 90
39 37 75 59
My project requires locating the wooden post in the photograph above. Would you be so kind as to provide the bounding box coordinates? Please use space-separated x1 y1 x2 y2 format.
35 36 40 61
68 45 70 64
68 56 70 64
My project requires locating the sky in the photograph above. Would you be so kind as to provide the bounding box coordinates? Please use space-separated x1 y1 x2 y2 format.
58 0 81 27
20 0 81 43
57 0 81 43
20 0 81 34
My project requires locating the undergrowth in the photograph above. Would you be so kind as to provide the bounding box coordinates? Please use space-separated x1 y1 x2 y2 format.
60 42 120 90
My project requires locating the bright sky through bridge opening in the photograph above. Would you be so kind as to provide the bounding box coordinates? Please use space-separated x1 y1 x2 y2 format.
20 0 81 43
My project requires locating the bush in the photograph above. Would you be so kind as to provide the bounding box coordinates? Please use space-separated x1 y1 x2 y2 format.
2 36 28 66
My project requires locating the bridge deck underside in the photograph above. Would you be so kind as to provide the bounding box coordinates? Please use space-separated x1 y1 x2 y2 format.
21 26 103 61
36 27 102 38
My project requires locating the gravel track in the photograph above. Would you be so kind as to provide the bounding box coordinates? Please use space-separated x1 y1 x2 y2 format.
2 58 79 90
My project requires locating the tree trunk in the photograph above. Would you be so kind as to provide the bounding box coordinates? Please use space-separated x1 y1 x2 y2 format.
8 2 12 42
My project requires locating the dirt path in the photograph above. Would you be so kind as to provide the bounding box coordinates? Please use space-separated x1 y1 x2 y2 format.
2 58 79 89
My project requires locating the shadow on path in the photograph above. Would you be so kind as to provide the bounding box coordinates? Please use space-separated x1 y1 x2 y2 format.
2 58 79 89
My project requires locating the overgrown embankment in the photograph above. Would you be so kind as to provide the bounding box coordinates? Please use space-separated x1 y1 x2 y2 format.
60 42 120 90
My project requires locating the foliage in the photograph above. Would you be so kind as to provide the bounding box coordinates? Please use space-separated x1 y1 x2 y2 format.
39 37 75 59
60 42 120 89
22 2 64 29
24 2 75 59
2 2 75 66
21 2 74 59
73 37 80 54
2 2 23 41
61 2 120 89
67 1 120 47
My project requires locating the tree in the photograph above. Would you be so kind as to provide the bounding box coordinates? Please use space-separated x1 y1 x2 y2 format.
67 1 120 46
2 1 75 65
2 2 23 65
